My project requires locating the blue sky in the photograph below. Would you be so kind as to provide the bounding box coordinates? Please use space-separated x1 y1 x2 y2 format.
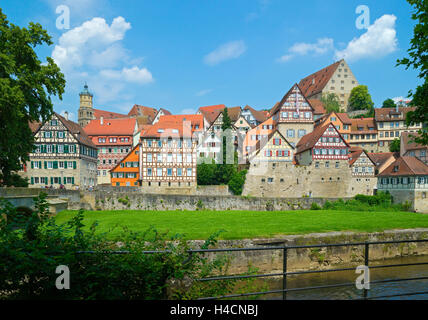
1 0 422 120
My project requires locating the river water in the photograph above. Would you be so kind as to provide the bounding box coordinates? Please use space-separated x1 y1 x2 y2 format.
257 255 428 300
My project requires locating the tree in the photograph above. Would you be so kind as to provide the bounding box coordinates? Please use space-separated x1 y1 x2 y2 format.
389 139 401 152
348 85 374 112
382 98 397 108
321 93 341 113
0 9 65 186
397 0 428 145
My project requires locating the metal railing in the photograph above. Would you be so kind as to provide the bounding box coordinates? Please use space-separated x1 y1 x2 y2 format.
79 239 428 300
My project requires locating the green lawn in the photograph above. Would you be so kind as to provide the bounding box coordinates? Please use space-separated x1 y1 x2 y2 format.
54 209 428 240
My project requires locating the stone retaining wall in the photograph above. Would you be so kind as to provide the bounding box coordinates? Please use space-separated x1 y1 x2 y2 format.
190 229 428 275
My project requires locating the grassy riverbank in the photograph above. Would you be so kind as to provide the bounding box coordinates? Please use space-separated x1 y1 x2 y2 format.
55 210 428 240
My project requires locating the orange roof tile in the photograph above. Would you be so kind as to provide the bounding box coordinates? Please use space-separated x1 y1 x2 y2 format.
83 118 137 136
158 114 204 133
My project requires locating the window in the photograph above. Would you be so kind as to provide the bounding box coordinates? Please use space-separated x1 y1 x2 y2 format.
147 153 152 162
58 145 64 153
293 112 299 119
157 140 162 147
167 168 172 176
157 154 162 163
58 131 64 138
186 154 192 163
315 162 320 168
147 168 152 176
177 168 182 176
325 161 330 168
177 154 183 163
187 168 192 176
167 153 173 163
298 129 306 138
157 168 162 177
287 129 295 138
268 178 274 183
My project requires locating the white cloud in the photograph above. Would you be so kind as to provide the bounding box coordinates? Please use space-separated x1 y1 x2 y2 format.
335 15 398 62
277 38 334 63
196 89 213 97
100 66 153 84
50 16 154 108
204 40 247 66
52 16 131 70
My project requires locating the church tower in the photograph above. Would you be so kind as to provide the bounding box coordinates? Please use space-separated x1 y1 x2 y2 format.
78 83 94 127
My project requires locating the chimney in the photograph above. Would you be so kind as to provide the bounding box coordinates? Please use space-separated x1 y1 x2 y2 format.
312 78 315 85
396 103 399 113
64 111 69 120
100 116 104 125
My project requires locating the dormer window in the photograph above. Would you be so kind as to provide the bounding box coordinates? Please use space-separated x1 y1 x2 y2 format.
157 129 164 133
393 166 399 172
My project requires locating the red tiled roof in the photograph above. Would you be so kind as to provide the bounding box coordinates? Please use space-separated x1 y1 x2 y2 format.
367 152 399 168
243 105 268 123
54 113 97 148
158 114 204 132
295 122 350 155
349 149 364 166
93 109 128 119
141 121 194 139
336 113 352 124
298 60 342 97
308 99 326 115
378 156 428 176
375 107 416 122
350 118 377 134
198 104 226 124
128 105 158 121
83 118 137 136
227 106 243 122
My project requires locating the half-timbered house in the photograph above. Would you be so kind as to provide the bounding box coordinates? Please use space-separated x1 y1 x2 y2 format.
24 112 98 189
139 120 198 188
348 147 377 195
84 117 139 185
269 84 315 147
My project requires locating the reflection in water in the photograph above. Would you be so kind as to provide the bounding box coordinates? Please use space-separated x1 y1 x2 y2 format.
258 256 428 300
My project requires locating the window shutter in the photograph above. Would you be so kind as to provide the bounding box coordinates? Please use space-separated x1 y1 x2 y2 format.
64 161 67 169
276 151 279 157
31 177 34 185
50 177 53 185
72 177 75 185
44 161 47 169
45 177 48 185
279 139 282 145
39 161 42 168
53 161 58 169
64 177 67 184
31 161 34 169
64 145 69 153
73 161 77 169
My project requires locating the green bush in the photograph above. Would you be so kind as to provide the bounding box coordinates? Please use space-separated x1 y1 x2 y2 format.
0 193 257 300
228 170 247 195
321 192 403 212
310 202 322 210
